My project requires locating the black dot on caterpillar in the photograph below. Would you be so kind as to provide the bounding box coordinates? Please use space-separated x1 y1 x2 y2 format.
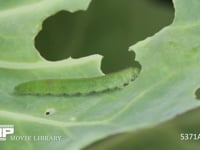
15 66 140 96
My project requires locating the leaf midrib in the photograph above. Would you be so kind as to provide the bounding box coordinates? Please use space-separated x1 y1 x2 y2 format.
0 110 107 127
0 0 50 16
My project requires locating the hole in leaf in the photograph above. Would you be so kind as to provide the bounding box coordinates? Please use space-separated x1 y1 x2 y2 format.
152 0 173 6
45 108 55 116
195 88 200 100
35 0 174 73
45 111 50 115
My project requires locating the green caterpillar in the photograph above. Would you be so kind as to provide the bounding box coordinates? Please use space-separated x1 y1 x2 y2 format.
15 67 140 96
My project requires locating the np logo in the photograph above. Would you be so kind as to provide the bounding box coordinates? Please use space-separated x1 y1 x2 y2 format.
0 125 14 141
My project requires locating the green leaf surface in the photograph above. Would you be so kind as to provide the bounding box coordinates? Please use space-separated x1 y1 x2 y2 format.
84 107 200 150
0 0 199 150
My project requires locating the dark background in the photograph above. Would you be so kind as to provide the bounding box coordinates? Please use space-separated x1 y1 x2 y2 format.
35 0 174 73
